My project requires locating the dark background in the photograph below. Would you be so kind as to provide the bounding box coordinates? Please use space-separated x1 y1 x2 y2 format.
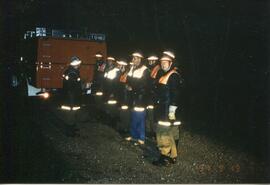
1 0 269 162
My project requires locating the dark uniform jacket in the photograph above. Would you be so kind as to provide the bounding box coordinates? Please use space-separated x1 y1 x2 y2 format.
93 59 106 92
118 69 130 106
155 67 183 121
127 64 150 108
103 65 121 101
62 66 81 106
146 64 161 106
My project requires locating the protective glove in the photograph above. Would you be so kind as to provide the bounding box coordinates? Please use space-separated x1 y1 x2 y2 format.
168 105 177 120
126 85 132 91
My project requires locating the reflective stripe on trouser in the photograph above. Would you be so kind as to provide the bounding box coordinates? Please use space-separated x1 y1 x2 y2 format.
130 110 146 141
156 124 177 158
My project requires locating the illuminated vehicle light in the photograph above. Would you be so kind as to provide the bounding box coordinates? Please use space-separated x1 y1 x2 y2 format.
96 92 103 96
72 106 81 110
147 105 154 109
61 105 71 110
42 92 50 99
134 107 145 112
121 105 128 110
108 100 117 104
38 92 50 99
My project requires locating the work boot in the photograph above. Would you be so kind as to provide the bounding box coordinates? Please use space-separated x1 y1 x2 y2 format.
125 136 133 142
171 157 177 164
152 155 171 167
134 139 145 146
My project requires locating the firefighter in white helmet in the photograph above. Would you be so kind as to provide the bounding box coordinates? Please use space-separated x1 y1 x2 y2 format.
102 56 121 125
61 56 82 137
62 56 82 108
161 50 180 147
117 60 130 109
125 52 150 145
103 56 119 102
152 54 184 166
149 50 175 79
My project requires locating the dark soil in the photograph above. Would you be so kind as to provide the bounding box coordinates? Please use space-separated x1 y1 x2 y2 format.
1 96 269 183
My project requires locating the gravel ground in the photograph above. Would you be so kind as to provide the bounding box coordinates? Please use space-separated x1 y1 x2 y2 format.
36 101 269 184
2 98 269 183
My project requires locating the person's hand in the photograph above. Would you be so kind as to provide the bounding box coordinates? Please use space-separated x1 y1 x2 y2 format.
168 105 178 120
126 85 132 91
168 112 176 120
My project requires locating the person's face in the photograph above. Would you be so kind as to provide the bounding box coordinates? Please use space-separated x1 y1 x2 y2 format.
148 60 157 66
73 65 80 69
107 60 113 66
160 60 171 71
132 56 141 66
120 65 126 72
96 56 102 61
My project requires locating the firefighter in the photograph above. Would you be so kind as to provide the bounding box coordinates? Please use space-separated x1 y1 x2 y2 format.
161 50 181 148
92 52 106 96
92 53 106 115
125 52 150 145
62 56 82 109
117 60 130 108
117 60 130 133
103 56 119 102
152 55 184 166
61 56 82 137
103 56 121 126
146 55 159 137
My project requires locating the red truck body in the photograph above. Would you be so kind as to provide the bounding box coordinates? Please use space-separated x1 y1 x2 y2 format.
34 37 106 89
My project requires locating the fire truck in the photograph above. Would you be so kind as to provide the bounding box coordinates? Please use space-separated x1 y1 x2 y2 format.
20 27 107 98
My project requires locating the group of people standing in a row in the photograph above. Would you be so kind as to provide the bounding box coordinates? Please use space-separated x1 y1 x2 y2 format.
62 50 184 166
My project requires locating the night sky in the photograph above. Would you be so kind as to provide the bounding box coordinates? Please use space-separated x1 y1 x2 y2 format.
1 0 269 155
